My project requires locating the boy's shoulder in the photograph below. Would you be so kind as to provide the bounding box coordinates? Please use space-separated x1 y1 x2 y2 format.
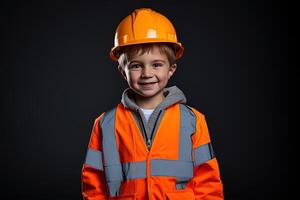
181 104 206 120
94 103 124 123
96 104 120 121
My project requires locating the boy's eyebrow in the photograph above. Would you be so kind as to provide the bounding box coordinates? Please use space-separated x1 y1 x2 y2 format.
129 60 142 64
151 59 166 63
129 59 166 64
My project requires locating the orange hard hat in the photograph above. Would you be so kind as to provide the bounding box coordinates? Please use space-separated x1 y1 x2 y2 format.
110 8 184 61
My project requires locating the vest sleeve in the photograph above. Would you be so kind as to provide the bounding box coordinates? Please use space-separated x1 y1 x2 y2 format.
190 109 224 200
81 114 109 200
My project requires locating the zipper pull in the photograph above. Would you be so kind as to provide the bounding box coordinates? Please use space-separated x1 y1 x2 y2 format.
147 139 151 149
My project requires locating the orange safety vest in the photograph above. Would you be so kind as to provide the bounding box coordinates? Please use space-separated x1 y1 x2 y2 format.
82 103 223 200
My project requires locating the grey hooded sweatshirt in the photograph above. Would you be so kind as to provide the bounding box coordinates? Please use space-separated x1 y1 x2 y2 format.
121 86 187 150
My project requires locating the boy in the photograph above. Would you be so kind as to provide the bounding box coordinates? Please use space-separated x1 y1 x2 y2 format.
82 8 223 200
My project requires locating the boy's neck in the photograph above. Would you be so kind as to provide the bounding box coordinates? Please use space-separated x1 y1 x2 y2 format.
134 91 165 109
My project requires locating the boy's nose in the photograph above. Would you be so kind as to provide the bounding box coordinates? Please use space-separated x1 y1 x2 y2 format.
141 66 153 78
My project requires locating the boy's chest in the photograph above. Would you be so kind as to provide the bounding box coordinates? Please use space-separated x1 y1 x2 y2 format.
114 107 182 162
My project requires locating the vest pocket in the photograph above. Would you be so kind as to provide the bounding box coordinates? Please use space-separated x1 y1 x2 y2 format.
165 190 195 200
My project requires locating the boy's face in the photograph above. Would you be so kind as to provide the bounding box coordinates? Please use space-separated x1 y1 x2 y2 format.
119 46 176 101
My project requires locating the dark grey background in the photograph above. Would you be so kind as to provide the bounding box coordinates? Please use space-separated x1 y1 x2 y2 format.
0 0 288 199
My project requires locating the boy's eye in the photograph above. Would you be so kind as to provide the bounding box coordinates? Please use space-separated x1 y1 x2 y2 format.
153 63 163 67
129 64 142 69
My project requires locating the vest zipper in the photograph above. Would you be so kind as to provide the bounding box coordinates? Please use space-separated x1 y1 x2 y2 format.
137 110 151 150
149 110 162 147
137 109 163 151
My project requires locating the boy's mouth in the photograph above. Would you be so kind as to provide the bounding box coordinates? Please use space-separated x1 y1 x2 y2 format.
139 81 158 85
138 81 158 89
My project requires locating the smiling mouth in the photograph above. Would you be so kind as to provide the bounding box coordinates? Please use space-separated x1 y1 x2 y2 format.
138 82 158 89
139 82 158 85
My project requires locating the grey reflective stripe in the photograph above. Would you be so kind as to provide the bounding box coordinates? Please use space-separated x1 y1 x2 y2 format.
151 159 194 179
179 104 196 161
84 148 103 170
120 159 196 181
101 108 120 166
107 182 121 197
121 159 195 181
122 161 147 180
176 104 196 189
100 108 122 197
193 143 215 166
104 165 123 181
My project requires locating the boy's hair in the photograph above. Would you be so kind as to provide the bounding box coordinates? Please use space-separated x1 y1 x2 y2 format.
117 43 176 69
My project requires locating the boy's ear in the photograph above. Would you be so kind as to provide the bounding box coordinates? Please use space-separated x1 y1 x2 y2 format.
168 64 177 79
118 65 127 80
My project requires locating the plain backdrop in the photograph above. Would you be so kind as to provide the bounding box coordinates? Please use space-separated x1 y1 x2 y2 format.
0 0 288 199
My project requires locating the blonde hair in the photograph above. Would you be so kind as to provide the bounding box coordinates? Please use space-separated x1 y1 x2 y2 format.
117 43 176 69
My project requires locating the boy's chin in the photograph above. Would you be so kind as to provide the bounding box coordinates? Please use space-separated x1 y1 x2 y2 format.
134 90 163 99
